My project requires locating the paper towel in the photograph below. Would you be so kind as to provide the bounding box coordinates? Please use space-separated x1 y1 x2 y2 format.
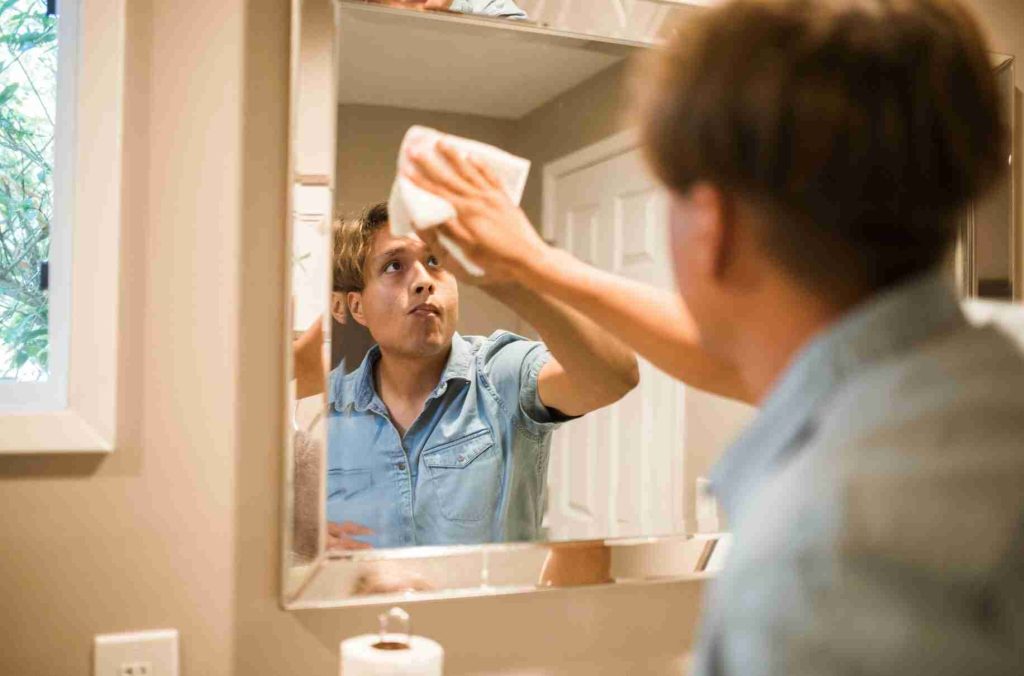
388 125 531 276
340 633 444 676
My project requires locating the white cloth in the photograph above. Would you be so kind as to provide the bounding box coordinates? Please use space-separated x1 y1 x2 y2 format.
388 125 530 276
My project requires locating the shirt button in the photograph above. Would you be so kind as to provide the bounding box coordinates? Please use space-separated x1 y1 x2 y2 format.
396 462 407 471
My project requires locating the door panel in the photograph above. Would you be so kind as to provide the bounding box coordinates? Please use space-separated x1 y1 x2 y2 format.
545 141 685 540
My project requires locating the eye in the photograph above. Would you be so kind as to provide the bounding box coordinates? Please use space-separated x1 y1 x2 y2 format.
426 255 441 268
383 260 401 274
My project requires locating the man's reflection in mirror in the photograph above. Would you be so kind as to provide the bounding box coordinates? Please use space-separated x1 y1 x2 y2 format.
366 0 527 20
325 202 638 549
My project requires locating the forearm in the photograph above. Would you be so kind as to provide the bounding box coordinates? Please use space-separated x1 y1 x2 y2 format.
293 318 326 399
513 246 753 404
487 283 639 414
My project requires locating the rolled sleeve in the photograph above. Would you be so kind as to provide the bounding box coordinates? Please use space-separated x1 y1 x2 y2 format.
519 345 578 427
480 331 578 436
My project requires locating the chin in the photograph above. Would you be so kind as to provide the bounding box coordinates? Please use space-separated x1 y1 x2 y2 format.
405 330 452 357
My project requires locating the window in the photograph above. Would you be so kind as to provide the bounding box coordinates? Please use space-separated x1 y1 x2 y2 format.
0 0 69 411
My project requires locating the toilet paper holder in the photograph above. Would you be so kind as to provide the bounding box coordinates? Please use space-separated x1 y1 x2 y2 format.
373 607 413 651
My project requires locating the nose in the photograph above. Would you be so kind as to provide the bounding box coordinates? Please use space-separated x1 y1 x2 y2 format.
410 261 435 297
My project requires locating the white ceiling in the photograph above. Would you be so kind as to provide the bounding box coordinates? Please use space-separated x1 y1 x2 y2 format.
336 6 631 120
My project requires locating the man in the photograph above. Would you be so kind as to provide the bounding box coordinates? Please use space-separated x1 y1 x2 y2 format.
406 0 1024 672
326 202 638 549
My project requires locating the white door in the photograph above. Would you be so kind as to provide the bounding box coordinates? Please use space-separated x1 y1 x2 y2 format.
543 131 687 541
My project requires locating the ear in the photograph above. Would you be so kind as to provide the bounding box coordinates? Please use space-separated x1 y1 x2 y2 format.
330 292 348 325
346 291 368 327
686 183 732 280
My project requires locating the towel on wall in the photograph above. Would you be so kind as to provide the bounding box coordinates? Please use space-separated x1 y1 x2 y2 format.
292 426 323 561
388 125 531 276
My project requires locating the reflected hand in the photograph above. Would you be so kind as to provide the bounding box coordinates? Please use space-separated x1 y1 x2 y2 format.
403 139 548 283
354 568 436 596
327 521 375 551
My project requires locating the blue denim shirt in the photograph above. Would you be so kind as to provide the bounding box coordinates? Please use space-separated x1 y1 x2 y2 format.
694 272 1024 675
326 331 568 548
450 0 527 20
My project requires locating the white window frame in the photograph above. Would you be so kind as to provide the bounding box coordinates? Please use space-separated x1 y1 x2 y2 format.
0 0 124 453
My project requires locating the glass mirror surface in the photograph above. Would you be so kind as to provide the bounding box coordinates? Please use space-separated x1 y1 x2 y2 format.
284 0 754 605
306 0 754 557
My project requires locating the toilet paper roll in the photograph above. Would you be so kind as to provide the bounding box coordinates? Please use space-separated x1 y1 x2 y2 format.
340 633 444 676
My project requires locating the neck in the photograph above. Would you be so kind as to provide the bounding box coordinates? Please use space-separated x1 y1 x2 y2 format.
731 278 862 404
375 345 450 405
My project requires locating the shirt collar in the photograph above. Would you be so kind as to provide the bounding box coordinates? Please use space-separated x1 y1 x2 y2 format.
710 269 965 519
330 332 475 414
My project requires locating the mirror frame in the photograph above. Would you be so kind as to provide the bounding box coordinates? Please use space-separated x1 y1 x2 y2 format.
281 0 720 610
956 53 1017 301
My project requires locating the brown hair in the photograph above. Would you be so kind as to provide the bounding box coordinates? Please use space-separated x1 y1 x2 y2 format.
638 0 1004 293
333 202 389 293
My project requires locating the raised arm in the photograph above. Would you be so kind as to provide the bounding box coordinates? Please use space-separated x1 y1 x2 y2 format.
405 140 754 404
485 282 639 417
515 248 751 403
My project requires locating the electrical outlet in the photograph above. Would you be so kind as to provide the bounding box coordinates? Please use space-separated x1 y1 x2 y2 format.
118 662 151 676
94 630 178 676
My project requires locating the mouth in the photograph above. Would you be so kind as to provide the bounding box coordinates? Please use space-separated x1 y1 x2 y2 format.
409 303 442 317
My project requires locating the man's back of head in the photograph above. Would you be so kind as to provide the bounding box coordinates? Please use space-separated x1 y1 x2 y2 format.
640 0 1004 299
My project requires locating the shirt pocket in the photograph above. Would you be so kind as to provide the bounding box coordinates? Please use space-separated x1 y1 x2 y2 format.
422 429 501 522
327 467 372 501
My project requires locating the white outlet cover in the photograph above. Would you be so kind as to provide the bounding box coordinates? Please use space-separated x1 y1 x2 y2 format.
94 629 178 676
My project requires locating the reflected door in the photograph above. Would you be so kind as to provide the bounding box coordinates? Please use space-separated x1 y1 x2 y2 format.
543 135 686 541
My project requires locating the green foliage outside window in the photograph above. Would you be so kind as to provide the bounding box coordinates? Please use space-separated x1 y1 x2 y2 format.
0 0 56 382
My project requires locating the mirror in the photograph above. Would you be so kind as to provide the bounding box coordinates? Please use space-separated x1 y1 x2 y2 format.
282 0 751 607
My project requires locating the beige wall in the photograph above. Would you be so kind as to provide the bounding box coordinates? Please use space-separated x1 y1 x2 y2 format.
336 104 515 216
1 2 1020 676
512 61 631 225
0 0 251 674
